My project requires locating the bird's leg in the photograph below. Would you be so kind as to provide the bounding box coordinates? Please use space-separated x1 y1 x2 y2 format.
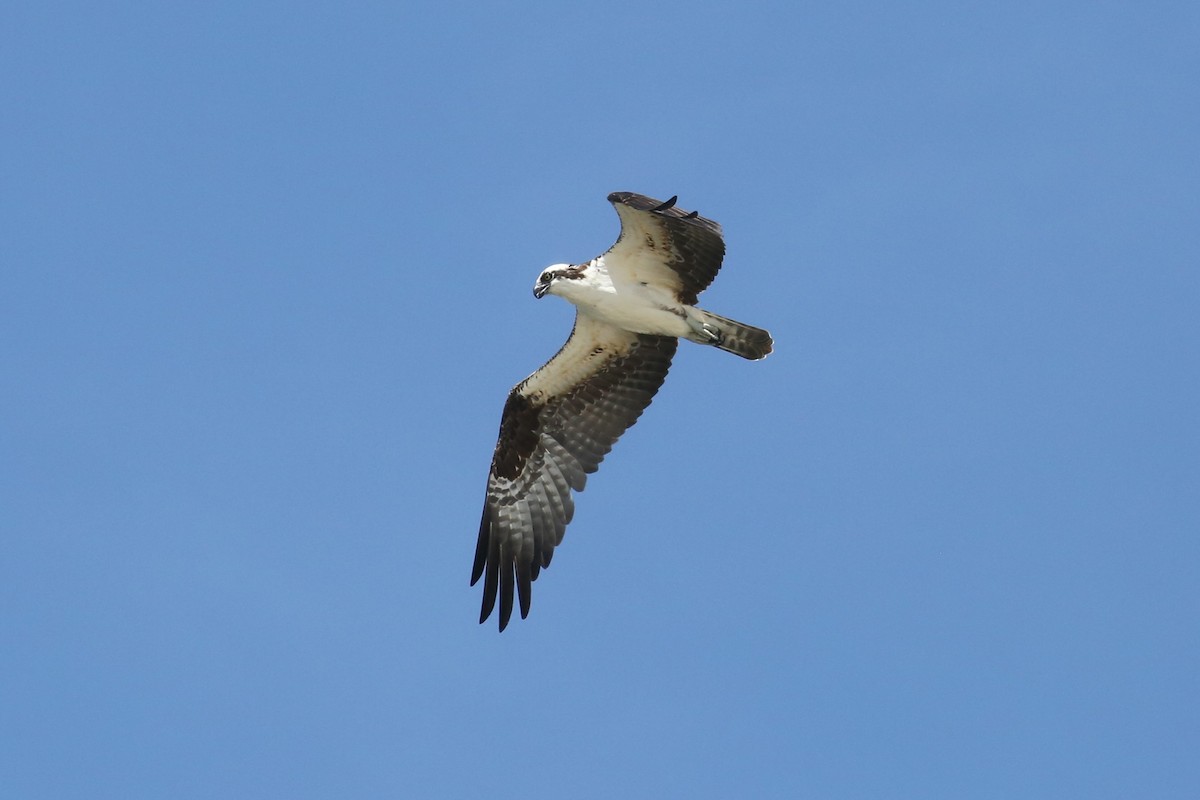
697 323 723 345
684 312 724 346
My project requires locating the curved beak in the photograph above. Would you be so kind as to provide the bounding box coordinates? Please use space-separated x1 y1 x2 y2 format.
533 284 548 299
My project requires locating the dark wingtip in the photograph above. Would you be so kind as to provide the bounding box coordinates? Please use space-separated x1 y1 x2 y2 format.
608 192 691 217
477 530 499 625
498 597 513 632
470 553 485 587
478 585 497 626
498 557 515 632
517 561 533 619
471 506 489 585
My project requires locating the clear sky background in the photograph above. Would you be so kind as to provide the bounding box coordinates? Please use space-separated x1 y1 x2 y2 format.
3 2 1197 798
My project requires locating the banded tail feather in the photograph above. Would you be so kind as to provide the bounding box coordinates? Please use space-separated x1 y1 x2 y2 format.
694 310 774 360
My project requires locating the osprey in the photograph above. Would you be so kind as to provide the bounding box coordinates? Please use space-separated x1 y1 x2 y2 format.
473 192 773 630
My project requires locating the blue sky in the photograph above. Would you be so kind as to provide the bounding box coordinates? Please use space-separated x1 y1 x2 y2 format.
2 2 1197 797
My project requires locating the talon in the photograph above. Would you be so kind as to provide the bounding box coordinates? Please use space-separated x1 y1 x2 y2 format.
651 196 678 213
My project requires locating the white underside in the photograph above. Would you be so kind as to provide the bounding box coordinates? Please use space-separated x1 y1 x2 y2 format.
547 257 694 339
518 256 709 403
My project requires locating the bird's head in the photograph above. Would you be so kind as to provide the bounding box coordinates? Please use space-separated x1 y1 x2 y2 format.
533 264 571 299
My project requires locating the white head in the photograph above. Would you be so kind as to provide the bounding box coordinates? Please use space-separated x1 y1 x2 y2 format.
532 263 574 299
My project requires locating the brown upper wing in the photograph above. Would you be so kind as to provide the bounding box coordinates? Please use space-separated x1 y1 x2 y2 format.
472 314 677 631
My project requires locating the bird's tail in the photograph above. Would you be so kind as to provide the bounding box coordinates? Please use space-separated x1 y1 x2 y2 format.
691 310 774 360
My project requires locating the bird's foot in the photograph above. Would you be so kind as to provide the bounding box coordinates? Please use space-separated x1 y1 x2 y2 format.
695 321 723 345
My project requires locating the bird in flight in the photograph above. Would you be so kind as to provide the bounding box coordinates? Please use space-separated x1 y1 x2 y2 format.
473 192 773 630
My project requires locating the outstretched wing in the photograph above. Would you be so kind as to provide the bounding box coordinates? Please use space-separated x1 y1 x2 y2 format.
604 192 726 305
473 314 678 631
